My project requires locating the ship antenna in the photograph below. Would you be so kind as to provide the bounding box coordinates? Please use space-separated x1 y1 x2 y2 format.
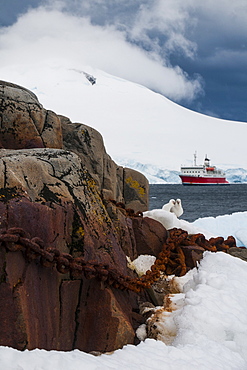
194 151 197 166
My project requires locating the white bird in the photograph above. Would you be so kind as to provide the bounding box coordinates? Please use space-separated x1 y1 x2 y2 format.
143 209 180 230
171 198 183 218
162 199 176 212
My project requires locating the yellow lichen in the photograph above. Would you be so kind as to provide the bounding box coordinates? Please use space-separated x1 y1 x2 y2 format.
76 226 85 237
125 177 145 197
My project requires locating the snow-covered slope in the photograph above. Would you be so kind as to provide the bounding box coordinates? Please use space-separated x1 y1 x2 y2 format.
225 168 247 184
2 63 247 175
115 158 181 184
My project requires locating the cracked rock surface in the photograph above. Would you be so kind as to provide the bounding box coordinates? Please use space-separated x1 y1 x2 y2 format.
0 81 62 149
0 81 166 353
0 148 135 352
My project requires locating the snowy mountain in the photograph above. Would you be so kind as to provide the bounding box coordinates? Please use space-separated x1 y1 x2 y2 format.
225 168 247 184
1 63 247 178
115 158 180 184
116 159 247 184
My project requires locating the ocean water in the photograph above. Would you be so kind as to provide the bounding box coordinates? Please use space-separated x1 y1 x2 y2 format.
149 184 247 222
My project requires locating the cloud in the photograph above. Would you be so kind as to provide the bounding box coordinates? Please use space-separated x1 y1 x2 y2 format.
0 5 203 102
43 0 199 59
1 0 247 119
52 0 247 68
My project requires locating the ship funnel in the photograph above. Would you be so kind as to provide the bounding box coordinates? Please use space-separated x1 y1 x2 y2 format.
204 155 210 166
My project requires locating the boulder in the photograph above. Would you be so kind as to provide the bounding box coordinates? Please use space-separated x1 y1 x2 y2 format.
0 146 162 352
123 167 149 212
60 115 149 211
0 80 156 353
0 148 137 351
60 116 124 202
0 80 149 212
0 81 62 149
132 217 168 257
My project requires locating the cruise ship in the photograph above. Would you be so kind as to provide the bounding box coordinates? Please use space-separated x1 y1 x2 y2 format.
179 153 229 185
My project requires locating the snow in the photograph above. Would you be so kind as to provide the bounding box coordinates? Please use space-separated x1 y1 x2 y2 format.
143 209 216 240
126 255 156 276
1 11 247 368
1 249 247 369
225 168 247 184
1 62 247 175
115 159 181 184
192 211 247 247
144 204 247 247
116 159 247 184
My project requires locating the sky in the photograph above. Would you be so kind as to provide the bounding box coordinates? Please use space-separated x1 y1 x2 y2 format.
0 0 247 122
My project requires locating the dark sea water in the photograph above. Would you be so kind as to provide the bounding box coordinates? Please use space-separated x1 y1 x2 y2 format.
149 184 247 222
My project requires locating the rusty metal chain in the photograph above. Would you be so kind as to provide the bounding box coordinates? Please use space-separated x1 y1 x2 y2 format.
0 227 236 293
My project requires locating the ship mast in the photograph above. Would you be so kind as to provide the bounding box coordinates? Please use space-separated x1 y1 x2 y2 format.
194 151 197 166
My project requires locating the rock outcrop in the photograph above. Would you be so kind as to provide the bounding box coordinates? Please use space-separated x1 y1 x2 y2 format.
0 148 135 351
0 81 63 150
2 80 239 354
0 80 149 211
60 115 148 211
0 81 163 353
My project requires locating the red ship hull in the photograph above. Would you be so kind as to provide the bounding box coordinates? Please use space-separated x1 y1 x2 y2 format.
179 175 229 185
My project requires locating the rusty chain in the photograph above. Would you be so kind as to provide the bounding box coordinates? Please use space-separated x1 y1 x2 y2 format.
0 227 236 293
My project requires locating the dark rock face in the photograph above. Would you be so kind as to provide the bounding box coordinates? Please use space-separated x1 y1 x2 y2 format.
60 115 149 211
104 202 166 261
227 247 247 262
0 81 162 353
0 82 149 212
0 149 136 351
132 217 168 257
0 81 241 353
0 81 63 149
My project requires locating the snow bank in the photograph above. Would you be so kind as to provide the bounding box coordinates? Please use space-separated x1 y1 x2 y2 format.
192 211 247 247
143 209 216 240
143 207 247 248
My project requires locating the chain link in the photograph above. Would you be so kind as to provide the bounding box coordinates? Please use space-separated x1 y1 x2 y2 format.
0 227 235 293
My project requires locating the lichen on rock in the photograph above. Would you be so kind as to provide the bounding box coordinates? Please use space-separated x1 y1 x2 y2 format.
0 80 160 353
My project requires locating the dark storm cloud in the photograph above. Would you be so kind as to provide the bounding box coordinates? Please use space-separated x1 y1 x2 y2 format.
1 0 247 121
0 0 43 26
0 2 202 102
170 1 247 121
